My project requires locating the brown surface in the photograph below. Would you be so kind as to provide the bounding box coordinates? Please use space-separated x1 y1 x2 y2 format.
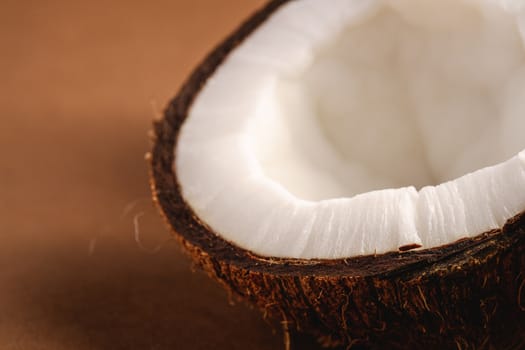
0 1 325 349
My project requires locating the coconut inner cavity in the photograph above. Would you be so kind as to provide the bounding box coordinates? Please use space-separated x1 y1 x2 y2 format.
176 0 525 259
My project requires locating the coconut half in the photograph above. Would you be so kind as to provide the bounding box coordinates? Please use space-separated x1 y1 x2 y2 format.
151 0 525 348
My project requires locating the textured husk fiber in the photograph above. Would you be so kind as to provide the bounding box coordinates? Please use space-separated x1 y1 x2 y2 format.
150 1 525 348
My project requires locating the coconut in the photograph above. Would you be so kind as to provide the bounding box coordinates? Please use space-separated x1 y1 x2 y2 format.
150 0 525 348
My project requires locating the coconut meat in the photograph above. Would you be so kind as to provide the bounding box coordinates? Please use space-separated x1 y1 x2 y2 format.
176 0 525 259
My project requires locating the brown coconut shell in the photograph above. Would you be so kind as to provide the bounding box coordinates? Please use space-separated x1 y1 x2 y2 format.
150 1 525 348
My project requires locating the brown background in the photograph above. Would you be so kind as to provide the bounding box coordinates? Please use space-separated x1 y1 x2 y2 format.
0 1 328 349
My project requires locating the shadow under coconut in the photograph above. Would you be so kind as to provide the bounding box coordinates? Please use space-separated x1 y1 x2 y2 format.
6 235 343 350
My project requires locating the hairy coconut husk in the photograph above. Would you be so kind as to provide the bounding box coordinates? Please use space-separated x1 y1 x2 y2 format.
150 1 525 348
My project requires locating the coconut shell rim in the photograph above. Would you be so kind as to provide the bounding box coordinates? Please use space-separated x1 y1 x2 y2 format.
149 0 525 279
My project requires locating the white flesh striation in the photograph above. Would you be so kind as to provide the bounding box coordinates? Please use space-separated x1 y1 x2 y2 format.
176 0 525 259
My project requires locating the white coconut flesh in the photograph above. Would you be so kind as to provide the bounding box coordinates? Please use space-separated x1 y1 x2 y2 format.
176 0 525 259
